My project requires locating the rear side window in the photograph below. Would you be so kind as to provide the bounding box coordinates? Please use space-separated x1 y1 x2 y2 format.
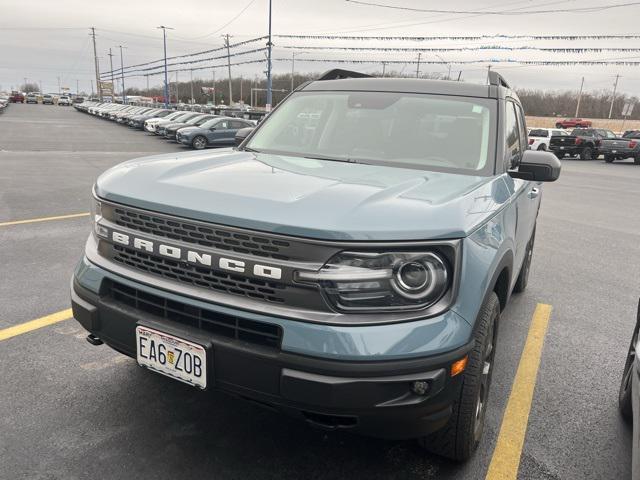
504 101 522 168
529 129 548 137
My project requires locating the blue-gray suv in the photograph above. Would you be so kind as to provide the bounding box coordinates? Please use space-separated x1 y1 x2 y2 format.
71 70 561 461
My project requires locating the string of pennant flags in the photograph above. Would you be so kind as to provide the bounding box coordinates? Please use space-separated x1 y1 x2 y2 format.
279 45 640 53
275 34 640 41
100 31 640 81
100 36 268 76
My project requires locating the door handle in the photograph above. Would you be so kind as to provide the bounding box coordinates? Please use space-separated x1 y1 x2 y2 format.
528 187 540 199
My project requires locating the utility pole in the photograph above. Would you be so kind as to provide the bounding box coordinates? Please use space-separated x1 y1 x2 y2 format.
57 76 61 94
608 74 620 119
39 80 42 93
76 79 79 95
90 27 102 101
176 71 179 103
118 45 127 104
108 48 116 100
416 53 421 78
212 68 216 104
145 74 149 92
157 26 173 108
223 34 233 105
457 71 462 81
382 61 386 77
266 0 273 111
291 51 296 91
575 76 584 117
91 79 94 97
240 75 243 103
190 69 194 104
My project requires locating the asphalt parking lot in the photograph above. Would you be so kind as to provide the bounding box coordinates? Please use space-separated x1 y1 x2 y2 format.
1 103 639 480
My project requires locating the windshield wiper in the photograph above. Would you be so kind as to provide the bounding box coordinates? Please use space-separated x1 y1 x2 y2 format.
242 146 261 153
303 154 357 164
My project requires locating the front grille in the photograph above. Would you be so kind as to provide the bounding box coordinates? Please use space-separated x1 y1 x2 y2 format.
108 281 282 349
112 244 286 304
112 206 292 261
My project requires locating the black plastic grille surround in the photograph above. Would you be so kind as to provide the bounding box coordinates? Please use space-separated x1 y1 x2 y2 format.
112 244 287 304
108 281 282 349
112 206 292 261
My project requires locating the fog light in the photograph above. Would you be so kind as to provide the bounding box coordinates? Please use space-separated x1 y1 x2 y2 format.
95 223 108 238
411 380 430 396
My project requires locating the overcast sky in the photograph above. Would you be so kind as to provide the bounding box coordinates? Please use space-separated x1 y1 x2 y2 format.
2 0 640 97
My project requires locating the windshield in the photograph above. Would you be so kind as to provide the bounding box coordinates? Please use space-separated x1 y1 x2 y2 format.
185 114 207 125
246 91 496 174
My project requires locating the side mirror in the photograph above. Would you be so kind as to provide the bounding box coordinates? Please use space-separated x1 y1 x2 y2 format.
509 150 561 182
235 127 255 146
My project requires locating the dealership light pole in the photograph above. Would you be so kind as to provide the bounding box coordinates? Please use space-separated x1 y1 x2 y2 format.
416 52 421 78
266 0 273 111
157 26 173 107
117 45 127 104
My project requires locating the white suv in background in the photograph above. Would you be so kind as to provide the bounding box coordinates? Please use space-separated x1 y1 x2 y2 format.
58 96 71 106
528 128 569 151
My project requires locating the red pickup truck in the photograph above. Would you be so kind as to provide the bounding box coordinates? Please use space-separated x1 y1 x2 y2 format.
555 118 592 129
9 92 25 103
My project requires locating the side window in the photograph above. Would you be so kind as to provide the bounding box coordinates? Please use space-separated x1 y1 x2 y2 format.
231 120 247 129
504 101 522 169
515 104 528 154
217 120 229 129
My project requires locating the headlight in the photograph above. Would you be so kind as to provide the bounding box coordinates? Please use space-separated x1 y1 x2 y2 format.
297 250 451 312
90 192 108 238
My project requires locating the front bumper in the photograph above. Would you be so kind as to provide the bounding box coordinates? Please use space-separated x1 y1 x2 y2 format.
71 258 473 439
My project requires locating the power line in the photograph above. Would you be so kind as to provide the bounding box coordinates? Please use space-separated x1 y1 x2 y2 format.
345 0 640 15
276 33 640 41
277 44 640 53
183 0 259 40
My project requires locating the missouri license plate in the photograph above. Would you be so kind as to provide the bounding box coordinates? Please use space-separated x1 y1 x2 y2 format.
136 326 207 389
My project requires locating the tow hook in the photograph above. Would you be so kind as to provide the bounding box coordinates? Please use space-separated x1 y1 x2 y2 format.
86 334 104 346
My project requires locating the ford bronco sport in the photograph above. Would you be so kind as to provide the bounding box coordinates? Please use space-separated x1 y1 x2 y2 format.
71 69 560 461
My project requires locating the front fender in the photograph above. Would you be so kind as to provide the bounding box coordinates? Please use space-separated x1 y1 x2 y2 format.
451 206 515 329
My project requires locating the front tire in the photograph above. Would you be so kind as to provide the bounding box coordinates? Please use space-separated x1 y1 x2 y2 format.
555 123 563 128
191 136 207 150
537 144 547 151
580 146 593 160
418 292 500 462
605 155 614 163
635 155 640 165
619 324 638 422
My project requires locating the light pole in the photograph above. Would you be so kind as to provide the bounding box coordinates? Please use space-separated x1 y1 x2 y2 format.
416 52 421 78
609 74 620 119
117 45 127 104
266 0 273 111
157 26 173 107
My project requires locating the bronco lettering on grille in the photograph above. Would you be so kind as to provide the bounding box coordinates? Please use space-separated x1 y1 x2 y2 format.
110 230 282 280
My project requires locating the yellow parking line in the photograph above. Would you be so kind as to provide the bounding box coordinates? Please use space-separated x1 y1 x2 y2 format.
0 212 89 227
485 303 553 480
0 309 72 341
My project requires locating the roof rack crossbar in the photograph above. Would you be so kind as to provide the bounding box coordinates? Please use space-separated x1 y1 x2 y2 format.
488 71 510 89
316 69 373 81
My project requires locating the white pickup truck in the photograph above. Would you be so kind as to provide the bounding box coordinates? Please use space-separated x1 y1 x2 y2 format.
528 128 569 151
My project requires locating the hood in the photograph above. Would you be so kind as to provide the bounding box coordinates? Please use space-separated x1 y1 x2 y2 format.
96 150 510 241
177 126 203 135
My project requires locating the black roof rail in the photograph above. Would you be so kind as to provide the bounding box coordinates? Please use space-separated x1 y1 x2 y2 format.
316 69 373 81
488 70 510 89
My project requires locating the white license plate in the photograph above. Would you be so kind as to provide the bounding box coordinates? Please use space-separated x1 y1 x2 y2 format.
136 326 207 389
560 146 565 150
612 150 617 153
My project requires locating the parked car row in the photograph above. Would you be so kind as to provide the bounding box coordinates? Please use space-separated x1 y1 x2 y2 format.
0 94 9 113
74 101 256 150
528 127 640 164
